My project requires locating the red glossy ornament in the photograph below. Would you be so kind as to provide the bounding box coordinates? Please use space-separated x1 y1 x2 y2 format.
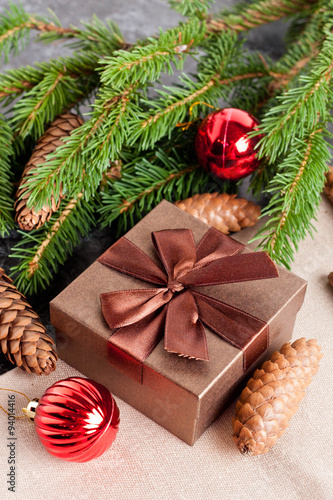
195 108 263 181
32 377 119 462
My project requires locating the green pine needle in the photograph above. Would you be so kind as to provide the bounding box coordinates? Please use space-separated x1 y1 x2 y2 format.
170 0 214 17
252 126 331 268
9 53 100 140
0 2 32 64
0 114 15 236
0 115 14 237
37 14 124 55
99 148 210 231
100 19 205 89
10 194 97 295
256 30 333 163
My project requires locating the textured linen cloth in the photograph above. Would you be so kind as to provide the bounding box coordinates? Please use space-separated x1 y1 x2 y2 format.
0 198 332 500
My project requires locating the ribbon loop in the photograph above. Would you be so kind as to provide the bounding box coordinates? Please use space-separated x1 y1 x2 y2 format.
152 229 197 280
101 288 172 329
99 237 167 285
98 228 278 370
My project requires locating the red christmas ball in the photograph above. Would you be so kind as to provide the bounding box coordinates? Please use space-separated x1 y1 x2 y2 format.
34 377 119 462
195 108 263 181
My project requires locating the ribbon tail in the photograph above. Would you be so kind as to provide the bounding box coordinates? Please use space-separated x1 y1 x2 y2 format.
193 291 268 371
165 291 209 361
108 307 167 363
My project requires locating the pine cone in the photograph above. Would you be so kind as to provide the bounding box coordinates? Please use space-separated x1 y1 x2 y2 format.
328 272 333 287
175 193 261 234
15 113 84 231
324 165 333 203
0 268 57 375
233 338 322 456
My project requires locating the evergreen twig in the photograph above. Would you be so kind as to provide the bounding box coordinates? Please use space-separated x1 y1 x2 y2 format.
99 148 210 231
10 193 97 295
250 27 333 267
100 19 205 89
25 85 139 210
0 114 14 236
252 126 331 267
170 0 214 17
208 0 317 33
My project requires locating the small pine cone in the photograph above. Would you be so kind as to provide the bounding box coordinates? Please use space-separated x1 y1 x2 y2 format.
328 272 333 287
233 338 322 456
0 268 57 375
175 193 260 234
15 113 84 231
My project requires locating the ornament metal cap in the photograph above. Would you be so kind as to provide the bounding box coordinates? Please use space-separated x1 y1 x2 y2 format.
23 398 39 422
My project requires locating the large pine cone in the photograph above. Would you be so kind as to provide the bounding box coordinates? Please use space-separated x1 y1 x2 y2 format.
232 338 322 455
0 268 57 375
175 193 260 234
15 113 83 231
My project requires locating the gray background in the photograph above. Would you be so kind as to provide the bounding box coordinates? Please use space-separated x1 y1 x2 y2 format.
0 0 288 374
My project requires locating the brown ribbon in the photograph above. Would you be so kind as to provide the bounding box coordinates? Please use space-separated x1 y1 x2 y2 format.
98 228 278 371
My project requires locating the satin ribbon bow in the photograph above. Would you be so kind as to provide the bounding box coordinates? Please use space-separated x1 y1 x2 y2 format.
98 228 278 371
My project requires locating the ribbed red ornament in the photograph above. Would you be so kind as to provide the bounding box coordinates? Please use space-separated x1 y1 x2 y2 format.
195 108 263 181
34 377 119 462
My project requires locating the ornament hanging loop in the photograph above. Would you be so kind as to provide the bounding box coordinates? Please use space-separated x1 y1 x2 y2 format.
23 398 39 421
0 387 32 419
176 101 217 130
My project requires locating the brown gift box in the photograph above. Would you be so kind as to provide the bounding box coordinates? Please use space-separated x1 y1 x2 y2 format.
50 200 307 445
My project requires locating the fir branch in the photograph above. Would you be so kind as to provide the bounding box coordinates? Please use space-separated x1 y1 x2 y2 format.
246 48 325 196
0 79 34 100
10 193 96 295
129 67 268 151
117 166 195 215
256 31 333 163
25 17 78 37
100 19 205 89
0 65 52 105
252 126 331 268
0 3 125 71
36 14 125 55
99 149 210 231
0 114 15 236
0 52 100 107
274 8 323 80
208 0 317 33
264 2 327 92
169 0 214 17
246 11 329 196
25 85 139 210
267 50 318 92
9 53 101 140
0 2 35 64
10 70 82 139
26 193 84 278
0 3 78 64
129 75 219 150
128 33 272 150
